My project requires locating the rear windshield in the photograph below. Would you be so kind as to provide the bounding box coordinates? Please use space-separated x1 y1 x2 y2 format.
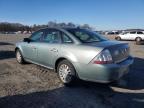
67 29 108 43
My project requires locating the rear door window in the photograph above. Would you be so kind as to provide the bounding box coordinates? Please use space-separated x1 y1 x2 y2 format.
130 32 136 34
43 29 61 43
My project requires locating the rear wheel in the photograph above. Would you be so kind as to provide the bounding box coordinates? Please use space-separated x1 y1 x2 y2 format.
16 49 25 64
135 37 142 45
57 60 76 86
116 36 121 41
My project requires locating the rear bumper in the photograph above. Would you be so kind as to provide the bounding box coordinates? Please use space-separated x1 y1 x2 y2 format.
73 56 134 83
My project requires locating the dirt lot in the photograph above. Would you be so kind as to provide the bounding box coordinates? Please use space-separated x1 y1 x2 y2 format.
0 34 144 108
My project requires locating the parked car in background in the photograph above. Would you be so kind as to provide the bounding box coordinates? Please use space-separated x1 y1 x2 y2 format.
15 27 133 86
105 31 120 35
107 32 119 35
115 31 144 44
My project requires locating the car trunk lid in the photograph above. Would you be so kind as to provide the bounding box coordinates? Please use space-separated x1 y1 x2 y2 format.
84 40 130 63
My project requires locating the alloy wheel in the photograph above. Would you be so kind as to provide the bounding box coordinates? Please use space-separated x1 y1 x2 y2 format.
58 64 72 83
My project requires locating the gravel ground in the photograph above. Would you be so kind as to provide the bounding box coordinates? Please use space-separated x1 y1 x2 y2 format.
0 34 144 108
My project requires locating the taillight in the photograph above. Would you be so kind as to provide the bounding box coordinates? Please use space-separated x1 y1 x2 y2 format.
91 49 113 64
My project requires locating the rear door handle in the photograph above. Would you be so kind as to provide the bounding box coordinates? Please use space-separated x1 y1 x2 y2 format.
31 46 36 49
50 48 58 52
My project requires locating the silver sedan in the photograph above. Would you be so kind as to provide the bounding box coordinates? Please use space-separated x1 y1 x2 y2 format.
15 27 133 86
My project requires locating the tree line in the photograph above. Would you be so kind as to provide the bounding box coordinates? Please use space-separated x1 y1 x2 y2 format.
0 22 30 32
0 21 93 33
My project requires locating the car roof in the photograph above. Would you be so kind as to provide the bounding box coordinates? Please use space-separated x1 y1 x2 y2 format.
38 27 84 31
39 27 82 44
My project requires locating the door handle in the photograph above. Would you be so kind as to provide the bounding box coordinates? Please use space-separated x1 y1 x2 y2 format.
50 48 58 52
31 46 37 49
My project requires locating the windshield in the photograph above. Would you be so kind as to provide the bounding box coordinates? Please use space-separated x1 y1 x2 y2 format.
67 29 108 43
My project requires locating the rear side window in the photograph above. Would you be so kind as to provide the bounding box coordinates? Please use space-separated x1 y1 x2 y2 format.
43 29 60 43
61 32 73 43
137 32 143 34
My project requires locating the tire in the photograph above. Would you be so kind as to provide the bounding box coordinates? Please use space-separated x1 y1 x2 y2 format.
16 49 25 64
135 37 142 45
57 60 76 86
116 36 121 41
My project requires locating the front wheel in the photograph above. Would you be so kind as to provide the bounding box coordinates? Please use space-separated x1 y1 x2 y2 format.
57 60 76 86
16 49 25 64
115 36 121 41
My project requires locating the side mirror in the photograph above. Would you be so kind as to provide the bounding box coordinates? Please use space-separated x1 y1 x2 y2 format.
23 38 31 43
